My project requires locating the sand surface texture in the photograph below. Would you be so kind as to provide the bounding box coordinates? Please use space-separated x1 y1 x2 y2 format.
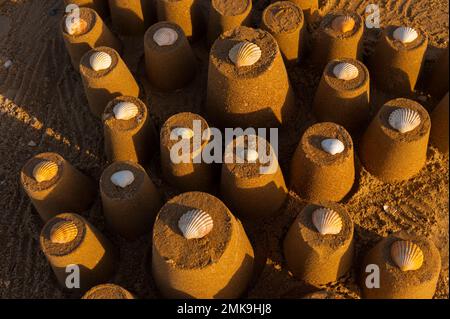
0 0 448 298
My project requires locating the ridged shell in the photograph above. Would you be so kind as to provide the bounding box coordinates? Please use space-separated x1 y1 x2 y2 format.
153 27 179 46
50 221 78 244
89 51 112 71
312 208 343 235
65 15 88 36
178 209 214 240
333 62 359 80
113 102 139 120
229 42 262 68
110 170 135 188
390 240 424 271
388 108 421 133
240 148 259 162
331 15 355 33
321 139 345 155
33 161 59 183
393 26 418 44
173 127 194 139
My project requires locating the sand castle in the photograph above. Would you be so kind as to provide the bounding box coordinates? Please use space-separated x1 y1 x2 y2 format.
361 232 441 299
108 0 153 35
284 203 354 286
21 153 97 222
290 122 355 202
156 0 202 40
103 96 156 164
82 283 135 299
430 93 449 154
64 0 109 18
313 58 370 132
206 26 295 128
261 1 305 64
360 98 431 182
152 192 254 299
100 161 162 239
80 46 139 117
428 47 449 101
370 26 428 95
40 213 117 292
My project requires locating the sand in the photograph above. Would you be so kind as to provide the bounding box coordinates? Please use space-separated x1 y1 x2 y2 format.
0 0 448 299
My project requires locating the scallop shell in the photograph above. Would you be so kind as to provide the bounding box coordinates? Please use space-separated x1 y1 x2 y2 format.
240 148 259 162
388 108 421 133
50 221 78 244
65 15 88 36
110 170 135 188
393 26 418 44
312 208 343 235
390 240 424 271
321 139 345 155
33 161 59 183
333 62 359 81
331 15 355 33
89 51 112 71
113 102 139 120
173 127 194 139
153 27 179 46
178 209 214 240
229 42 262 68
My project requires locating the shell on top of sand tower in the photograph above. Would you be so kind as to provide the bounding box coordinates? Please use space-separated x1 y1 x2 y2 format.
229 41 262 68
332 62 359 81
49 220 79 244
388 108 421 134
393 26 419 44
312 208 343 235
64 13 88 35
331 15 355 34
89 51 113 71
110 170 135 188
32 160 59 183
153 27 179 46
112 101 139 121
178 209 214 240
390 240 424 272
321 138 345 155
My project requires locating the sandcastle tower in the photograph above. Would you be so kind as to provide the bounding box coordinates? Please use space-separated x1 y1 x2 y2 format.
220 134 288 220
261 1 305 64
312 11 364 69
82 284 135 299
152 192 254 299
156 0 202 40
430 93 449 154
207 0 252 46
360 98 431 182
206 26 296 128
40 213 117 292
21 152 97 222
103 96 156 164
283 203 354 286
61 7 121 71
80 46 139 117
287 0 318 22
428 47 449 101
108 0 153 35
144 21 197 91
160 112 214 192
100 161 162 240
361 232 441 299
302 290 347 299
290 122 355 202
370 26 428 95
313 58 370 132
64 0 109 18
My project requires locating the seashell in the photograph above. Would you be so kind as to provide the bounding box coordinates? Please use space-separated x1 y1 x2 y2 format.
321 139 345 155
312 208 343 235
240 148 259 162
331 15 355 33
33 161 59 183
110 170 135 188
113 102 139 120
153 27 179 46
229 41 262 68
388 108 421 133
65 15 88 36
390 240 424 271
173 127 194 139
50 221 78 244
89 51 112 72
393 26 418 44
178 209 214 240
333 62 359 81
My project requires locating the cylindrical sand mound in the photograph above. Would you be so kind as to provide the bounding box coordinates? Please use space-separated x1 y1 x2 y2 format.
430 92 449 154
82 283 135 299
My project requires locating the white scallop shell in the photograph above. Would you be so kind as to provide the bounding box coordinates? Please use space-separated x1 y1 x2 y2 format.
229 42 262 68
333 62 359 81
33 161 59 183
390 240 424 271
321 139 345 155
331 15 355 33
50 221 78 244
173 127 194 139
113 102 139 120
393 26 418 44
90 51 112 71
312 208 343 235
178 209 214 240
153 27 179 46
388 108 421 133
110 170 135 188
65 15 87 35
239 148 259 162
